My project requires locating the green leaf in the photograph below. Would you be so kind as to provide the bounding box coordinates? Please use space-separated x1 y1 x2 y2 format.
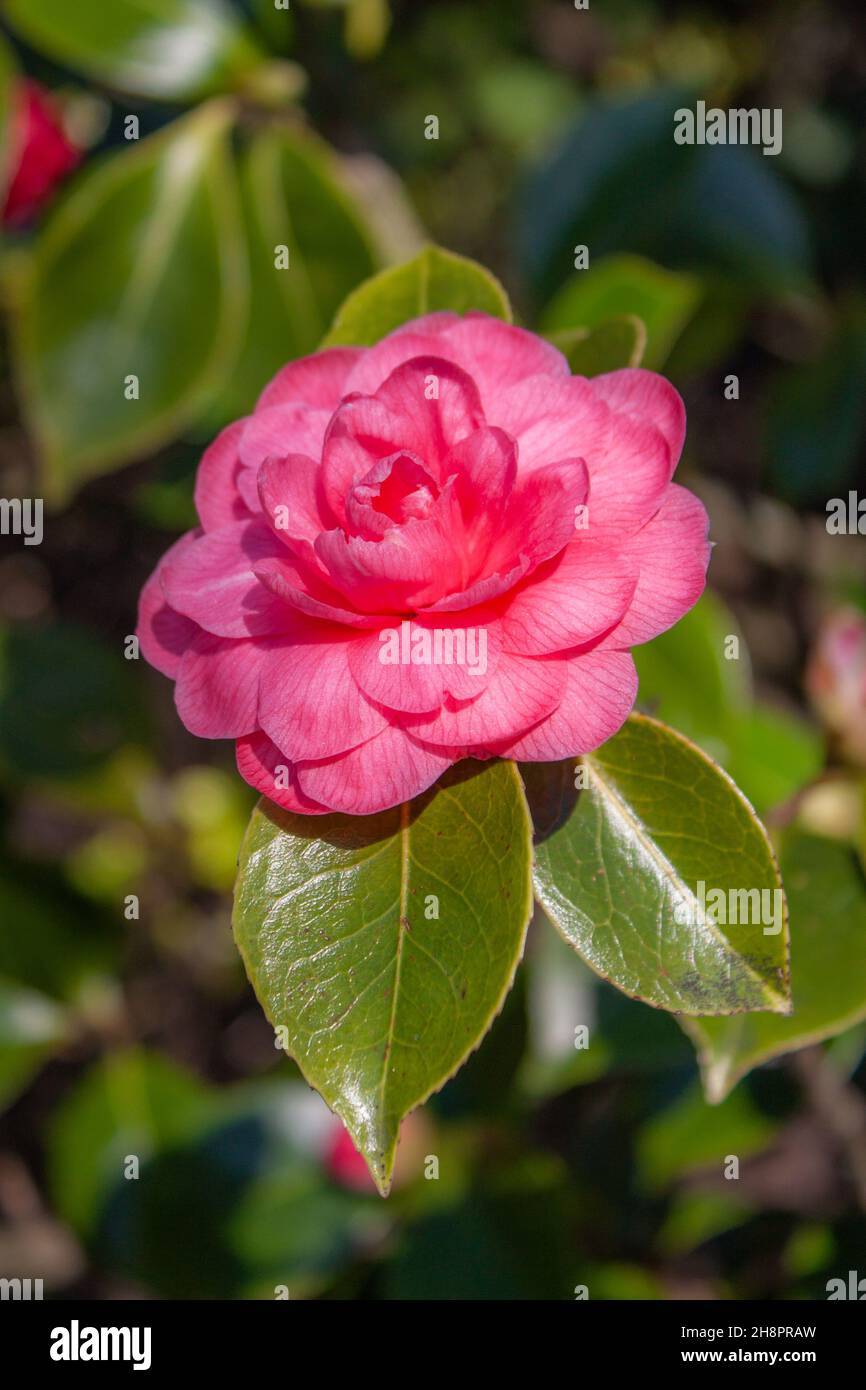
684 833 866 1101
525 713 790 1017
0 621 145 777
725 704 823 818
48 1051 368 1296
519 88 811 298
766 308 866 504
541 255 700 370
322 244 511 348
14 101 246 504
3 0 264 102
634 592 822 814
0 859 118 1004
344 0 391 61
0 979 69 1112
48 1049 222 1234
637 1080 776 1191
218 124 378 420
233 760 533 1195
547 315 645 375
634 592 751 765
0 31 18 205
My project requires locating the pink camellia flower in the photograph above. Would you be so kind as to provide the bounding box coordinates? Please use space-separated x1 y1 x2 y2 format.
138 313 710 816
2 80 80 226
805 607 866 767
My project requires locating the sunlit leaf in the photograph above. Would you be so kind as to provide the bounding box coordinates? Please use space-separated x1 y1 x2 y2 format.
526 714 790 1017
3 0 264 102
233 760 533 1195
14 101 246 503
218 123 378 419
322 244 511 347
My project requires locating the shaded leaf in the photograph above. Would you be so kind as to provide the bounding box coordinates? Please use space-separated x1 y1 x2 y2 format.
542 254 699 370
0 622 144 777
233 760 533 1194
518 88 811 299
548 315 645 375
634 591 750 766
526 714 790 1017
218 123 378 420
684 833 866 1100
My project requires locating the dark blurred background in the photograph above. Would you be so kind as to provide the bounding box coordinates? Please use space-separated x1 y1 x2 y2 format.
1 0 866 1299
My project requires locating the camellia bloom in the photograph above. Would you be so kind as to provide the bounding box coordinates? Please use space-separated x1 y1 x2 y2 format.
2 80 80 226
138 313 710 816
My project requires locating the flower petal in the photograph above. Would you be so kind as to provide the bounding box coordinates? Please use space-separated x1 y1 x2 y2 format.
406 651 567 746
137 532 200 677
236 732 329 814
295 724 453 815
497 650 637 759
257 346 362 411
175 632 262 738
600 484 710 648
348 615 501 713
592 367 686 469
258 634 388 761
160 521 292 638
194 420 251 532
501 541 637 656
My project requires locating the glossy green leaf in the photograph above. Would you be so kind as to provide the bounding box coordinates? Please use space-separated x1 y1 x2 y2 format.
14 101 246 503
322 244 511 348
233 760 533 1195
218 124 378 420
3 0 264 102
525 714 790 1017
684 833 866 1101
542 255 700 370
547 314 645 375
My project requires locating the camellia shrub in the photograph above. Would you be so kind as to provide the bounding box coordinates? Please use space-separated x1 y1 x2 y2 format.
137 246 792 1196
4 0 861 1226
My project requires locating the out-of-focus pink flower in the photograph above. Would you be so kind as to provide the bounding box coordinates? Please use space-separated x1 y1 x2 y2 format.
2 80 80 226
325 1111 431 1193
805 607 866 766
138 312 710 816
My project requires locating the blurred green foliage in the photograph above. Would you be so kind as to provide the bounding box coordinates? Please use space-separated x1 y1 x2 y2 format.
0 0 865 1300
